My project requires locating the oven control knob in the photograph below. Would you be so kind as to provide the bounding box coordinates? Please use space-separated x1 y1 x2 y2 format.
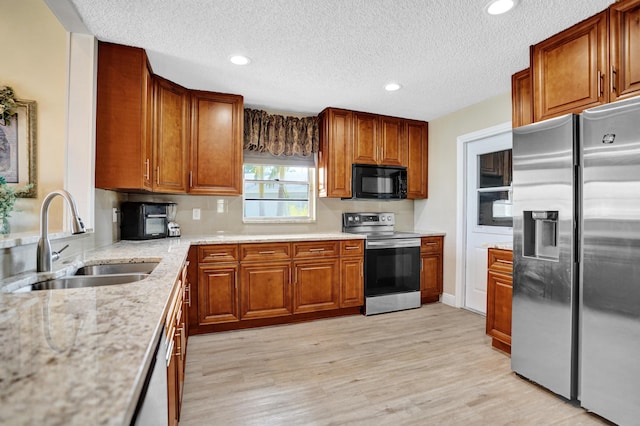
381 216 386 221
387 215 392 221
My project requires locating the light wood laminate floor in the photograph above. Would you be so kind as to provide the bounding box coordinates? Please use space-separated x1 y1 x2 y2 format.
181 303 609 425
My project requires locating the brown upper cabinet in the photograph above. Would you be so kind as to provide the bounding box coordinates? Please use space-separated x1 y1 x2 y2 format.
610 0 640 102
96 42 154 191
318 108 353 198
405 119 429 199
319 107 428 199
532 11 608 121
526 0 640 123
352 111 378 164
511 68 533 128
189 91 244 195
96 41 243 195
153 76 190 193
353 113 404 166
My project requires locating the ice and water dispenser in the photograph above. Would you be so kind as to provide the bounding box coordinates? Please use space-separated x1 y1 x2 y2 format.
523 210 559 261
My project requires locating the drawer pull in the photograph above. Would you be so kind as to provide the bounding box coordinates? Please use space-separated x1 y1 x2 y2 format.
208 252 228 257
184 283 191 307
496 259 512 264
424 242 438 246
259 250 276 255
344 245 360 250
174 327 183 357
309 248 325 252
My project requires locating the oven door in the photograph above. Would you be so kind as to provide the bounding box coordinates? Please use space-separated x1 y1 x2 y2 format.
365 239 420 297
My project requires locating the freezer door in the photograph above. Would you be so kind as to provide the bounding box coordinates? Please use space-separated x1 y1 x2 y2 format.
511 113 578 400
580 97 640 425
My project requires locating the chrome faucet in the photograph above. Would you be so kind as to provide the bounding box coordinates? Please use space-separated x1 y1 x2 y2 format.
37 190 86 272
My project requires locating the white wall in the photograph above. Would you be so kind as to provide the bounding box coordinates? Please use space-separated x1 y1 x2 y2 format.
414 93 512 302
2 0 68 233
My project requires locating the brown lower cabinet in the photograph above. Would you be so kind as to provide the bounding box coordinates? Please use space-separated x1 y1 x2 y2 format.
420 236 444 304
167 261 189 425
189 239 364 334
241 261 293 319
485 248 513 354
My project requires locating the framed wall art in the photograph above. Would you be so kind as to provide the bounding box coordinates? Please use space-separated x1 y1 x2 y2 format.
0 99 37 197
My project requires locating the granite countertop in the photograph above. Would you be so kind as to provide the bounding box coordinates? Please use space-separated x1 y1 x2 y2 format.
414 230 447 237
485 242 513 250
0 232 365 425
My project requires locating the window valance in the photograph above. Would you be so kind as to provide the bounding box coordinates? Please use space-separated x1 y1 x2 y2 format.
243 108 319 157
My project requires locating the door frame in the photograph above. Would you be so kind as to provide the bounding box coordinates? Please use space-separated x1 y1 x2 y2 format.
455 122 512 309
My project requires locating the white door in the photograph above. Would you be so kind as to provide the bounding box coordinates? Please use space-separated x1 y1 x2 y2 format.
463 132 512 313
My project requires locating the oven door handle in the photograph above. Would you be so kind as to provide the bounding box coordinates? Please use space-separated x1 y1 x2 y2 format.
366 238 421 249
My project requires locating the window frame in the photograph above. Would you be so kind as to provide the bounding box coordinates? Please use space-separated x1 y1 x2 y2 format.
242 161 317 224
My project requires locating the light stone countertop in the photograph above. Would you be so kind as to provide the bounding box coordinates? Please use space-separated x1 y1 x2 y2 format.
484 242 513 250
0 232 366 425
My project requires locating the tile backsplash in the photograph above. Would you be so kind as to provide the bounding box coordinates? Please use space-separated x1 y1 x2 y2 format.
125 193 415 236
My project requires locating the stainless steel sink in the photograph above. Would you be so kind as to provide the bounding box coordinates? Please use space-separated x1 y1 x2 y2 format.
74 262 159 276
29 273 149 291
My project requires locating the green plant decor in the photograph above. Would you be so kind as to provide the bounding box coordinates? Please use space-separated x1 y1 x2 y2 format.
0 176 33 234
0 86 18 126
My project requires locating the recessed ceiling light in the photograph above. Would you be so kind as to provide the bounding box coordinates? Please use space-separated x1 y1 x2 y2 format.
385 83 402 92
485 0 517 15
229 55 251 65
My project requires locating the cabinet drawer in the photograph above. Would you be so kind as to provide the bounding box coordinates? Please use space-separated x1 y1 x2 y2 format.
488 249 513 274
199 244 239 263
293 241 339 259
340 240 364 256
420 236 442 254
240 242 291 262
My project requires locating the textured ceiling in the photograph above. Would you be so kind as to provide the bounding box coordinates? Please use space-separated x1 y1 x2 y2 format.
58 0 613 121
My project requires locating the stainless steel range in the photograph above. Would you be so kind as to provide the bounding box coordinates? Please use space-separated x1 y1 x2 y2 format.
342 212 421 315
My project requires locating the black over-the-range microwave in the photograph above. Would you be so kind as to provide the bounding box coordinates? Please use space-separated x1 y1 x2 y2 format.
346 164 408 200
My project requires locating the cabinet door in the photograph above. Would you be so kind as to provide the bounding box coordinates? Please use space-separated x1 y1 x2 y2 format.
197 264 239 325
96 42 151 190
486 270 513 347
318 108 353 198
340 257 363 308
532 11 608 121
189 91 243 195
405 120 428 199
420 253 443 303
142 62 154 189
293 259 340 313
240 261 292 319
379 116 404 166
610 0 640 101
154 76 189 193
511 68 533 128
175 290 186 419
167 346 178 426
353 112 379 165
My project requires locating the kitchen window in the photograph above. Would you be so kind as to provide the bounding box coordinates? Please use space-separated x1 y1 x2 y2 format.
243 153 316 223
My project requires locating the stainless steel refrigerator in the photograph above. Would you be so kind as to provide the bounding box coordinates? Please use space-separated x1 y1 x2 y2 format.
512 96 640 425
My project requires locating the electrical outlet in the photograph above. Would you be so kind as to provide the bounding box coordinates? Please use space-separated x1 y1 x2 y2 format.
112 208 118 223
192 208 201 220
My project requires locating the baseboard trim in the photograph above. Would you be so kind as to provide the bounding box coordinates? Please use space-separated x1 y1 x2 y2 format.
441 292 457 307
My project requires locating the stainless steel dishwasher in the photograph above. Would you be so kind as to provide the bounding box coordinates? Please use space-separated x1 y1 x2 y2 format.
133 326 169 425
